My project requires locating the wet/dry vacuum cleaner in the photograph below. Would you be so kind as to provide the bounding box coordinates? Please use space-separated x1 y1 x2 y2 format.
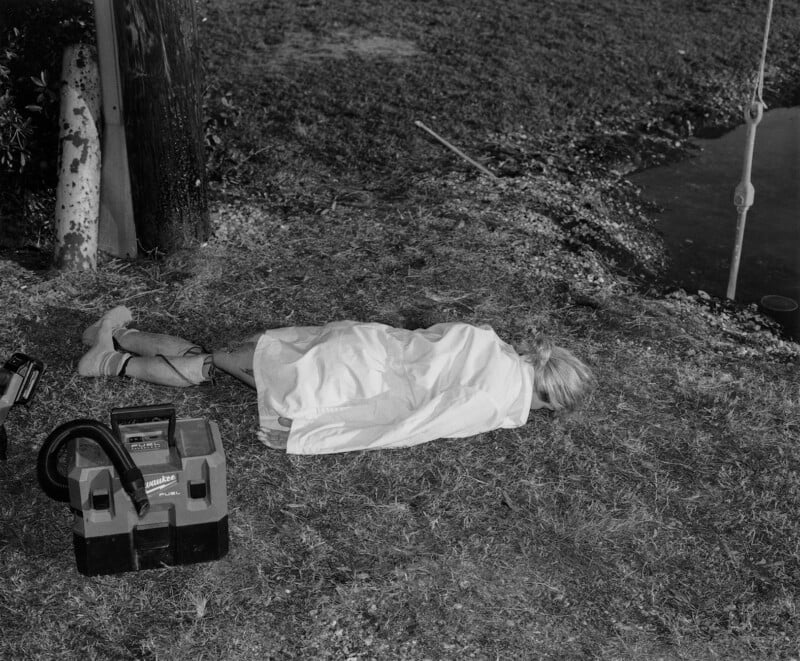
0 352 44 460
38 404 228 575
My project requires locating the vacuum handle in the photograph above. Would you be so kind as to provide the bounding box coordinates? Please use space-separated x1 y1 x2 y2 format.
111 403 176 447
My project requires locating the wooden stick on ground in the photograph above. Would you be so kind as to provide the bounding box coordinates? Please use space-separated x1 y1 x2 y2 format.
414 120 499 181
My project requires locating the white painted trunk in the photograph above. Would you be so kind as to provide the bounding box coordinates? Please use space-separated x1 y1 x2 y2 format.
54 44 102 270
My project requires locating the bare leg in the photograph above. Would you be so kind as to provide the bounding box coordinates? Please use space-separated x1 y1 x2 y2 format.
213 337 293 449
80 337 211 386
83 306 204 357
80 320 292 448
82 308 255 386
114 329 205 357
80 308 212 384
212 343 257 388
123 354 212 387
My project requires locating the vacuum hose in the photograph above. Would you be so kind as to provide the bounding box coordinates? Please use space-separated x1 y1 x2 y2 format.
37 419 150 517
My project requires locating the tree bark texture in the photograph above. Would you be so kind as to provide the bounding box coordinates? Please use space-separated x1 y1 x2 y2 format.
54 44 101 270
113 0 208 254
95 0 137 259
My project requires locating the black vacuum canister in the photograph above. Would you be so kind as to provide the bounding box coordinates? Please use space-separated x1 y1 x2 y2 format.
68 405 228 575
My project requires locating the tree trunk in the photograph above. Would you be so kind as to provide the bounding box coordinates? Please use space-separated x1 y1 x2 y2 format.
112 0 208 254
54 44 102 270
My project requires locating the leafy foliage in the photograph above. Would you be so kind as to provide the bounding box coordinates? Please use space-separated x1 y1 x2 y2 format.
0 0 93 247
0 0 93 181
0 26 30 174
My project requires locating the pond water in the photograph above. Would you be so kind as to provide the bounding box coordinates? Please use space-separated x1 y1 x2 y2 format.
629 106 800 305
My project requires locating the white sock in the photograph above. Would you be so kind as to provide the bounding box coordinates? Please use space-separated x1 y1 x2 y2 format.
82 306 133 346
78 314 132 377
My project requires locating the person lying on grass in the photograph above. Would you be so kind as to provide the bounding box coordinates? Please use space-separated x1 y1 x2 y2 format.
78 306 594 454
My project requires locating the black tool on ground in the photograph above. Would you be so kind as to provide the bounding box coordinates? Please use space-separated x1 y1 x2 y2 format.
38 403 228 576
0 353 44 460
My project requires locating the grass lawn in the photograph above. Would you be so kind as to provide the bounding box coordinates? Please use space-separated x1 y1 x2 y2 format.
2 0 800 659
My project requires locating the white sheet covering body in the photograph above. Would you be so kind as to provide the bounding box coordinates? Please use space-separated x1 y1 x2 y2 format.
253 321 534 454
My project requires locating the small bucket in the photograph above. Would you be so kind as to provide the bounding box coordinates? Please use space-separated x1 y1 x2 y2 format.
759 295 800 340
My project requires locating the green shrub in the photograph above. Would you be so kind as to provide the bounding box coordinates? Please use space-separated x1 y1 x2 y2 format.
0 0 94 247
1 0 93 180
0 26 30 175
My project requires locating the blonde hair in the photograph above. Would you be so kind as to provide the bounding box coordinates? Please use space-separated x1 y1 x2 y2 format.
526 336 594 411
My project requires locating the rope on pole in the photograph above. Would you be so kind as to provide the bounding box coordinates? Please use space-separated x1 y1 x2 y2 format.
753 0 774 106
726 0 774 300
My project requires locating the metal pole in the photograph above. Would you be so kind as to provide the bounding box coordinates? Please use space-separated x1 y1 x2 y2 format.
726 101 764 300
727 0 773 300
